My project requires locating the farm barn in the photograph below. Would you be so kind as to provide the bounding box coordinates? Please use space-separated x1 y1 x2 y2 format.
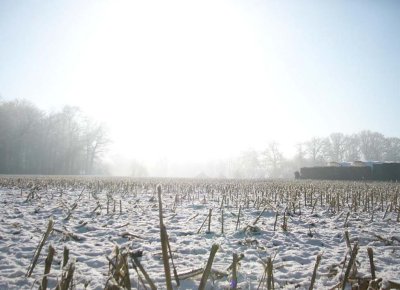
298 162 400 181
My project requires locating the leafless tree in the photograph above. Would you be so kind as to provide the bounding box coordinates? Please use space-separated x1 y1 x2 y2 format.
83 120 110 174
358 130 386 161
232 149 263 179
327 132 346 162
383 137 400 162
263 141 284 178
305 137 328 166
342 134 360 161
0 100 109 175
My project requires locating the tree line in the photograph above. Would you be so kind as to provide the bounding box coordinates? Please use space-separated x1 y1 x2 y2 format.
2 99 399 178
0 99 109 175
127 131 400 179
231 131 400 179
295 131 400 165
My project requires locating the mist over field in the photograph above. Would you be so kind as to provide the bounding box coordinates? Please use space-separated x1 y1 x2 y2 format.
1 1 399 178
1 99 400 178
1 3 400 289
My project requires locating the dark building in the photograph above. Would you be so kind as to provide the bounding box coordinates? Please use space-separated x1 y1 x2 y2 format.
298 162 400 181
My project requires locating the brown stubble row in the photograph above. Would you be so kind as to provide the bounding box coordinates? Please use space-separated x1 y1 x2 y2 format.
1 176 399 289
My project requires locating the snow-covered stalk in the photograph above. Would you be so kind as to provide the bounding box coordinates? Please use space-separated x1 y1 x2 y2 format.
207 208 212 233
62 246 69 268
166 230 180 287
26 218 54 277
220 195 225 209
397 206 400 222
231 253 238 289
56 259 75 290
253 207 266 226
281 212 287 232
41 245 55 290
273 212 279 232
131 255 157 290
158 185 173 290
311 196 319 214
198 244 219 290
177 268 204 280
344 230 351 250
197 213 209 234
235 206 241 231
266 257 274 290
382 204 390 220
367 247 376 280
341 242 359 290
308 253 322 290
344 212 350 228
221 209 224 234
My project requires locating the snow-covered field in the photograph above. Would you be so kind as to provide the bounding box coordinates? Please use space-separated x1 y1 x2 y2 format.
0 177 399 289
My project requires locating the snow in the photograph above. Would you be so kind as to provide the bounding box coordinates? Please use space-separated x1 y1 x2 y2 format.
0 177 399 289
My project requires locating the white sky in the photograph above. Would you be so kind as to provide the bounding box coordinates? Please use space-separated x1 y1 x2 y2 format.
1 0 400 165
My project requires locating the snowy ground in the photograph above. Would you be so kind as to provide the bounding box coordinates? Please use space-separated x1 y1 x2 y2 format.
0 177 399 289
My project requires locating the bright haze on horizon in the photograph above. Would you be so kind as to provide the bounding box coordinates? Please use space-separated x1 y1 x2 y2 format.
1 0 399 166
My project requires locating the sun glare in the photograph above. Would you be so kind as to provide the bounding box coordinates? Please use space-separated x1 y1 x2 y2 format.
59 0 289 164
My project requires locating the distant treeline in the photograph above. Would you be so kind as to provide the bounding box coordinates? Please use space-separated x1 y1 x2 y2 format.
229 131 400 179
0 100 109 175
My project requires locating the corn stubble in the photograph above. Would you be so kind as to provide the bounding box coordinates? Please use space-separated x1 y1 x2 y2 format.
1 176 398 289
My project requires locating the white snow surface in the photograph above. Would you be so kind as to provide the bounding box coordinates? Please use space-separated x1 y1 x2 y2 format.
0 177 399 290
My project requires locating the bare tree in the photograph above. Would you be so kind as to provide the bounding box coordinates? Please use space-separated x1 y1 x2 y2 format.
293 143 307 169
342 134 360 161
0 100 43 173
358 130 386 161
263 141 284 178
83 120 110 174
0 100 109 175
327 132 346 162
383 137 400 162
59 106 83 174
232 149 263 179
305 137 328 166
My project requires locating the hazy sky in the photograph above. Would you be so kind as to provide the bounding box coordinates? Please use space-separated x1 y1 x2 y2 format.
1 0 399 164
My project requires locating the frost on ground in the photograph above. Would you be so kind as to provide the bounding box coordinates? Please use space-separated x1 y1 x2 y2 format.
0 177 399 290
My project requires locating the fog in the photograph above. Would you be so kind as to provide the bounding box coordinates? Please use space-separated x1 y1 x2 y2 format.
1 1 399 178
1 99 400 178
